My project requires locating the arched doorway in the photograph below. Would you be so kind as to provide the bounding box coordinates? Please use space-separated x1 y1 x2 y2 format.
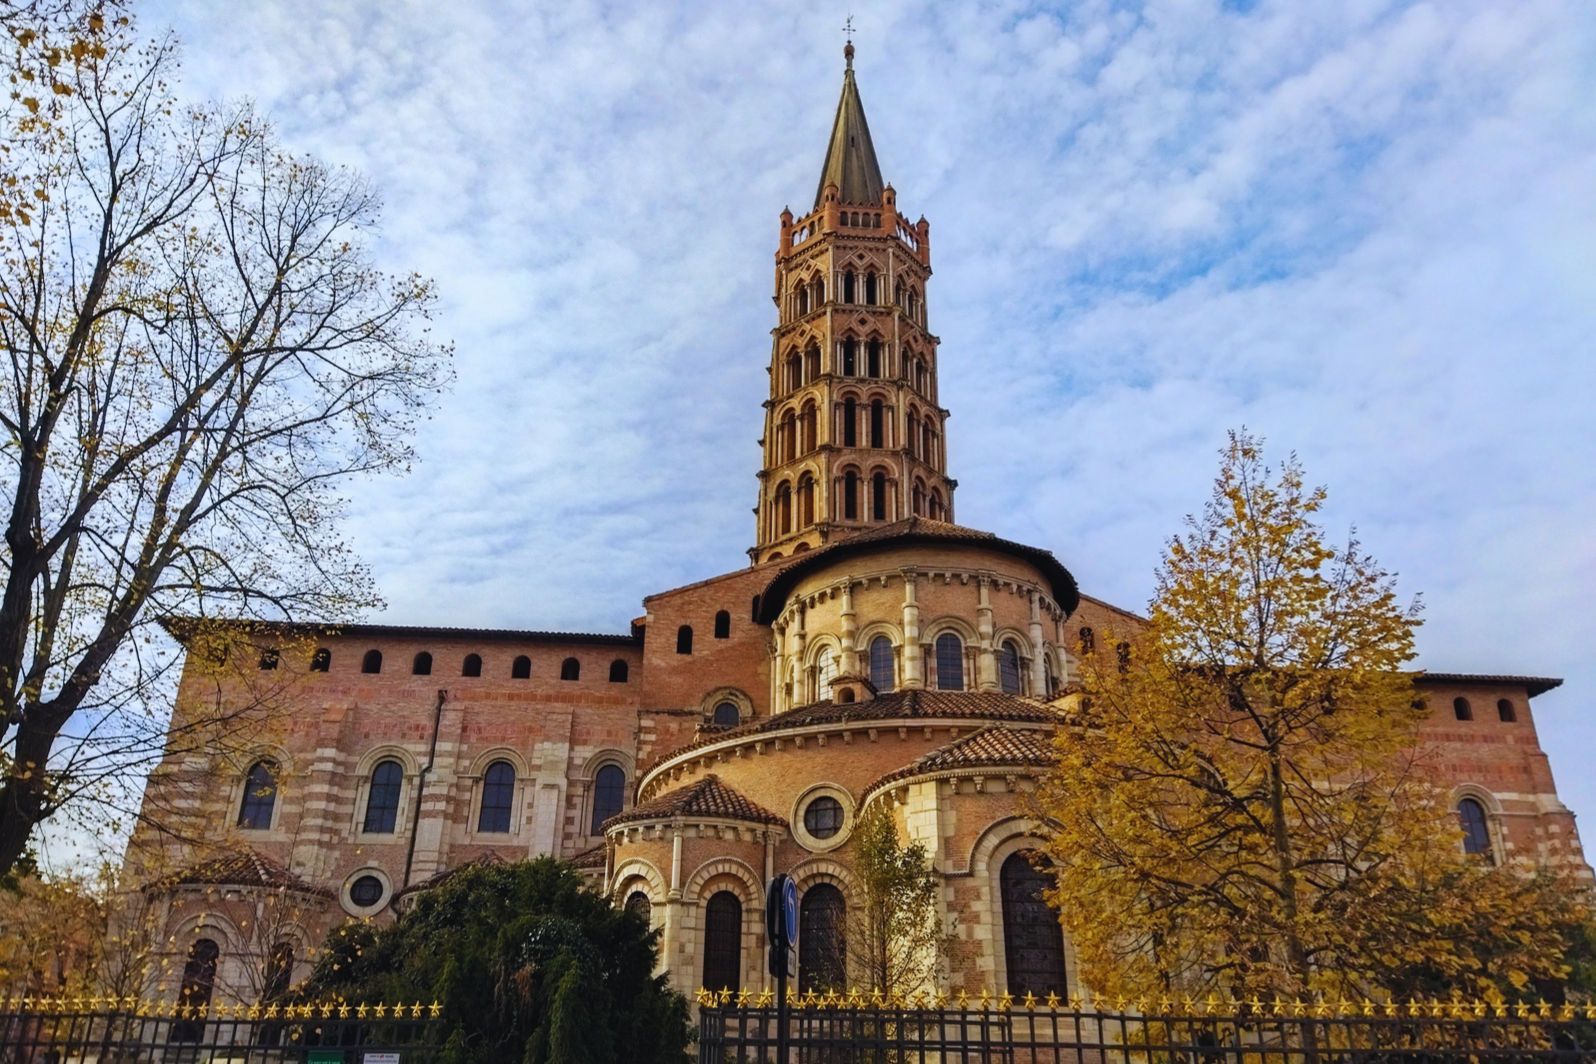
1000 851 1067 997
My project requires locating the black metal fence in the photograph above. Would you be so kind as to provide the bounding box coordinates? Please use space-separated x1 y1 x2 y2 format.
0 998 440 1062
697 990 1596 1063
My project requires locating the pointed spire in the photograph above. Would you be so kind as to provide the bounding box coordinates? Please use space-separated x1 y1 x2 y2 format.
815 42 884 208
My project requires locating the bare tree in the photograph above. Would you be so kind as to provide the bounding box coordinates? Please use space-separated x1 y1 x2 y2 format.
0 5 451 877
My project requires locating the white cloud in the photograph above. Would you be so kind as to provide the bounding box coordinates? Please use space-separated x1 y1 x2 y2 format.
134 0 1596 837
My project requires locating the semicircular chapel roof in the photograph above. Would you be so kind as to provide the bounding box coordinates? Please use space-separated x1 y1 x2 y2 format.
605 773 785 831
145 848 332 898
864 723 1056 798
644 689 1062 786
755 517 1079 624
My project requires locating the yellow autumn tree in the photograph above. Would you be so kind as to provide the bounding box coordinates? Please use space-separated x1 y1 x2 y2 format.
1035 430 1590 1003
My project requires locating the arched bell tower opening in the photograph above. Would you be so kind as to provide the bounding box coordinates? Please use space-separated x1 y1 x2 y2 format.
753 44 957 565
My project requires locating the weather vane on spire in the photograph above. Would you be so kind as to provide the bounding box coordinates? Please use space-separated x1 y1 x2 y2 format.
843 13 855 67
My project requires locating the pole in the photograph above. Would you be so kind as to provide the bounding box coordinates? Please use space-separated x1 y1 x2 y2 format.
776 958 789 1064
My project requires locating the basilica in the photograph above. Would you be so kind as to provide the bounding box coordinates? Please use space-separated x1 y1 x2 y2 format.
127 46 1588 1007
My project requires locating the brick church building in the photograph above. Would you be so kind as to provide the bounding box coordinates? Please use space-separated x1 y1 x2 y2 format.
127 45 1588 1008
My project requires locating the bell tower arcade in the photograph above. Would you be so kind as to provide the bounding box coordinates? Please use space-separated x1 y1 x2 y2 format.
752 43 956 565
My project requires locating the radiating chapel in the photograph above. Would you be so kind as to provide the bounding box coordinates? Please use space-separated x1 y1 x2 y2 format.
129 47 1589 1007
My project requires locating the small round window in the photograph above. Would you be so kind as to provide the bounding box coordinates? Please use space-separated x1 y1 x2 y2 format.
803 796 844 840
349 874 385 908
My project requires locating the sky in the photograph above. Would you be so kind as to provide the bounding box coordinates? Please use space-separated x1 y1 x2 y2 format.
136 1 1596 828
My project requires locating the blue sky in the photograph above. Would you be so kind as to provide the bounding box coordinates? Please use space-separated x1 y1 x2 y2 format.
140 1 1596 830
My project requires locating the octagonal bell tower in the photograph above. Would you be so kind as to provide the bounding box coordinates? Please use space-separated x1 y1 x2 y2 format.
752 43 956 564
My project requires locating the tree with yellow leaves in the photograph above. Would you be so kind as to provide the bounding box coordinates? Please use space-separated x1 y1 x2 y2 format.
1035 430 1591 1004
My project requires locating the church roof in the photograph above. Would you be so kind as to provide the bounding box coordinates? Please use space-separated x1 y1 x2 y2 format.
865 723 1055 796
815 46 885 207
1416 673 1563 698
605 774 784 830
393 850 512 902
655 689 1060 771
147 848 332 898
756 517 1080 623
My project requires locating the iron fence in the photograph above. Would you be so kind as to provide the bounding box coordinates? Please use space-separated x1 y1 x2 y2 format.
0 998 440 1062
696 990 1596 1063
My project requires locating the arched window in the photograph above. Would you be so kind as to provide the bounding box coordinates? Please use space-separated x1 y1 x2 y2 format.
703 891 744 993
258 648 279 670
843 471 859 520
776 482 793 535
816 647 837 702
591 764 625 834
1453 697 1473 721
935 633 965 691
1001 851 1067 997
560 657 580 680
796 285 810 316
310 648 331 672
813 277 825 305
172 938 220 1041
363 759 403 834
871 471 887 520
1045 656 1059 698
866 339 881 377
868 635 894 691
1497 698 1517 723
843 270 856 303
799 883 846 994
412 651 433 676
800 402 817 453
713 701 741 727
842 398 858 446
805 345 821 383
462 653 483 678
842 338 857 377
1116 641 1131 673
929 489 945 521
798 474 815 527
625 890 652 921
237 759 278 830
869 399 884 447
478 760 516 833
361 649 382 674
677 625 694 655
1078 627 1095 654
786 353 802 392
263 939 294 1002
609 659 629 683
714 610 731 639
999 640 1023 694
1458 798 1493 861
864 272 878 305
511 654 531 680
894 278 905 306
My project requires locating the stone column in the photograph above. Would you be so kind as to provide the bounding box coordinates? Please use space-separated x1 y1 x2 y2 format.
839 582 859 676
1028 591 1049 697
901 570 924 688
976 575 998 692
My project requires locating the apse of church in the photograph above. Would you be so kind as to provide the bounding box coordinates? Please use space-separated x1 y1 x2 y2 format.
126 46 1588 1009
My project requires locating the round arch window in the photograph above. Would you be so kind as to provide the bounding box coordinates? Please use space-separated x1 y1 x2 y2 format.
712 701 740 727
803 796 844 839
349 875 385 908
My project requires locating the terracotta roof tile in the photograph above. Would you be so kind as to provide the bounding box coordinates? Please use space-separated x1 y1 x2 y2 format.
756 517 1079 622
605 774 784 830
660 689 1059 764
568 843 607 869
866 724 1055 795
148 849 331 898
393 851 511 901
